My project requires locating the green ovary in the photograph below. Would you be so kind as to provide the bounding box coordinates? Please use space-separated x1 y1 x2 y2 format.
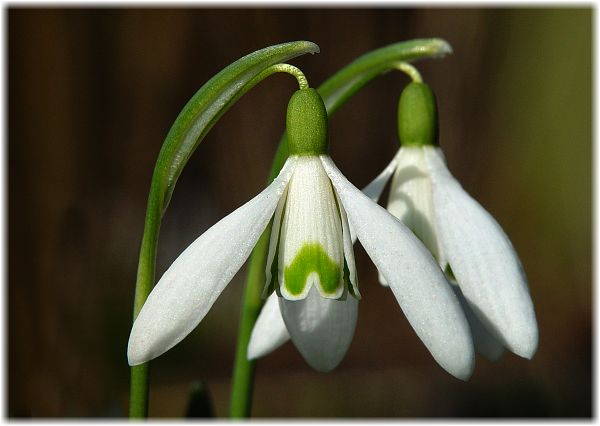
284 243 342 296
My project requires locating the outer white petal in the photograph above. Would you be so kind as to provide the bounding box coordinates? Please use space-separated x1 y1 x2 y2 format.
247 293 290 360
425 146 538 359
263 184 289 297
362 152 399 202
351 152 399 245
450 281 504 362
127 158 297 366
280 286 358 372
321 155 474 380
333 190 360 298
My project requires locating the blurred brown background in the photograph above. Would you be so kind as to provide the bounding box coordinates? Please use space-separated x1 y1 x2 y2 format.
8 7 591 418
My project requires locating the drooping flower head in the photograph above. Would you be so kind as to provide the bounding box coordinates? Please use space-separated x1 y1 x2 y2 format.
362 79 539 360
128 86 475 380
256 89 475 379
260 89 361 371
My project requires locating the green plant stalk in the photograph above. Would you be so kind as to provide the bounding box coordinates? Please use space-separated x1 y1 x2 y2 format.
228 138 290 418
128 41 319 419
228 227 271 418
129 190 161 418
228 38 452 418
129 364 149 418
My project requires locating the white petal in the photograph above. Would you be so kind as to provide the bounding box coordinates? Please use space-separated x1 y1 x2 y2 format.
247 293 290 359
263 184 289 297
387 147 446 267
378 147 447 287
279 156 345 300
321 155 474 380
352 152 399 245
425 146 538 359
127 158 297 366
450 281 504 362
362 152 398 202
280 286 358 372
376 270 389 287
333 189 360 299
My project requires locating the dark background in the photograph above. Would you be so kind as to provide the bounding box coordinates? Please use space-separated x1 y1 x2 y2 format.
8 8 592 418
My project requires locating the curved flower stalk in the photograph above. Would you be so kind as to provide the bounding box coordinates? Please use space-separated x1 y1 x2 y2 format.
128 88 475 381
362 78 539 360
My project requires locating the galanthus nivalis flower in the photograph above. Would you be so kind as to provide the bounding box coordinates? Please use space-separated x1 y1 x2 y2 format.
128 88 475 380
363 81 539 360
249 81 538 371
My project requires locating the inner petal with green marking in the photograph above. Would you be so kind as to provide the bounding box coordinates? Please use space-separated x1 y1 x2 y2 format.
283 243 342 297
278 156 346 300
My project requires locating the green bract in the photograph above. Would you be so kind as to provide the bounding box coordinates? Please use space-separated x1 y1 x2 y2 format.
286 88 329 156
397 82 439 147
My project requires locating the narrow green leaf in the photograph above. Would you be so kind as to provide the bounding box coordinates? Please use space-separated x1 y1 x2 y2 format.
318 38 452 115
154 40 319 213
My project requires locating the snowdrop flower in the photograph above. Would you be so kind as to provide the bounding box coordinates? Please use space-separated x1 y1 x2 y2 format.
128 88 474 380
362 81 539 360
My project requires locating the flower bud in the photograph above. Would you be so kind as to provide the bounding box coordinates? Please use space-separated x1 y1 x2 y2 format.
286 88 329 155
397 82 439 147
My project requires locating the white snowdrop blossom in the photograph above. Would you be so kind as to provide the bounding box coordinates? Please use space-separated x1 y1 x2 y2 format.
365 82 538 360
361 144 539 360
128 88 475 380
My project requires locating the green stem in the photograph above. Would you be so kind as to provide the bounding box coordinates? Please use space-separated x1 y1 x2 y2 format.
253 63 309 90
129 190 161 418
228 38 452 418
228 131 289 419
129 363 149 418
395 62 423 83
228 228 271 418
